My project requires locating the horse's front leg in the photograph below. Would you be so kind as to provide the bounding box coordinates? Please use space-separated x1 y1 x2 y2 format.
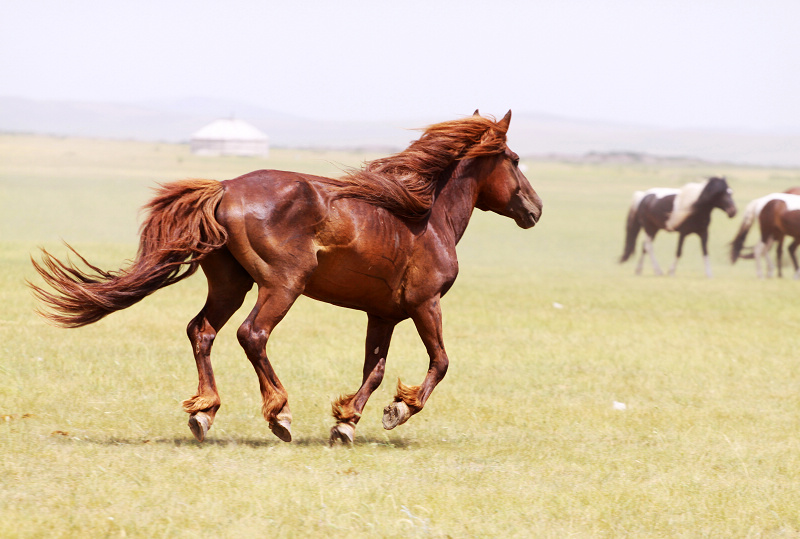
237 283 302 443
697 230 712 278
383 296 448 430
788 239 800 279
668 233 687 276
330 316 395 444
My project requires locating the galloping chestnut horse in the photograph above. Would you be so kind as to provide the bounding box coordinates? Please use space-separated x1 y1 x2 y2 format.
731 192 800 278
619 177 737 277
30 111 543 444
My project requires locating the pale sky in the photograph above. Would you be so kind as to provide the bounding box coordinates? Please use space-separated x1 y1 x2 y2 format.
2 0 799 132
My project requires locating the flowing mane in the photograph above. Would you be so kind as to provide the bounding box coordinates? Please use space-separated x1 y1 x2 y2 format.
326 115 508 220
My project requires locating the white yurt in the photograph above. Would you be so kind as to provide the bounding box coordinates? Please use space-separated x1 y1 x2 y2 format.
190 118 269 157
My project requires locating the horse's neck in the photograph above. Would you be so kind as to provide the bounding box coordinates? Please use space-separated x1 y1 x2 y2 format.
428 161 480 244
673 202 713 231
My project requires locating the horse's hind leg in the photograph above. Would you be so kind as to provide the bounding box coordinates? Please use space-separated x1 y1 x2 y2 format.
383 296 449 431
184 249 253 441
634 240 647 275
638 235 662 275
330 316 395 444
754 239 773 279
764 237 776 278
237 272 311 442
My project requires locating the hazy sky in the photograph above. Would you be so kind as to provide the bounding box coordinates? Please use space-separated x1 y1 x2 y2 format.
2 0 799 131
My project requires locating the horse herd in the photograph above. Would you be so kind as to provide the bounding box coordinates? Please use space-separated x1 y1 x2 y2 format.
620 178 800 279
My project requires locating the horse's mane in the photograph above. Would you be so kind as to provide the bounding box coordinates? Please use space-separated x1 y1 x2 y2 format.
695 176 729 207
324 115 508 220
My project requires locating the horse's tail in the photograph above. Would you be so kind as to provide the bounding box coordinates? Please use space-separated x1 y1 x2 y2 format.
29 179 227 328
730 198 760 264
620 192 644 263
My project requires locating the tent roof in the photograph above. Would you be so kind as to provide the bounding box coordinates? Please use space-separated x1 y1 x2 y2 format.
191 118 268 141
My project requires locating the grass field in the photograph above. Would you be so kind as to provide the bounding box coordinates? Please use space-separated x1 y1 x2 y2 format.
3 133 800 537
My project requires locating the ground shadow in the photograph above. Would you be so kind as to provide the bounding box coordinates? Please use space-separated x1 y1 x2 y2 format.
83 434 416 449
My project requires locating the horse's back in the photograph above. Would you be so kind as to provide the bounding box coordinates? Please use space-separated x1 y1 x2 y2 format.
215 169 422 319
635 189 677 232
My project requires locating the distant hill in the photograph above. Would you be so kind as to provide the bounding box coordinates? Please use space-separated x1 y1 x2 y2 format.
1 96 799 166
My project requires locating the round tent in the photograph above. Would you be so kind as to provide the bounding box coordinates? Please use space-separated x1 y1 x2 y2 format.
190 118 269 157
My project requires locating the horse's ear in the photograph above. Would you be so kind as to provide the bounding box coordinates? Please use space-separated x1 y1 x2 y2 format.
497 110 512 132
473 109 480 116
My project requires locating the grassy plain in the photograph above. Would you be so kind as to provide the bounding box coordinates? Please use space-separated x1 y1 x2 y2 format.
2 134 800 537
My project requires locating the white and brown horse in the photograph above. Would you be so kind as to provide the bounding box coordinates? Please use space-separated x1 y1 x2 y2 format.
731 192 800 278
620 177 737 277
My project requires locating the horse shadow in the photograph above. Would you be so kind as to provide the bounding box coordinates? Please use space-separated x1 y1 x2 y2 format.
87 434 416 449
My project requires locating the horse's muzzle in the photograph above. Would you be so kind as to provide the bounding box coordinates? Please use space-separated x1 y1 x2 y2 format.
515 211 539 229
512 196 543 229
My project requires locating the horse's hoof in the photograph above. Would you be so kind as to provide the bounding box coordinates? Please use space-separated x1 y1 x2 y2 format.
329 422 355 445
188 412 211 442
382 400 412 430
267 404 292 442
269 418 292 442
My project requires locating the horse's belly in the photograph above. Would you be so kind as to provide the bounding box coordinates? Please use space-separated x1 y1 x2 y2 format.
303 250 408 318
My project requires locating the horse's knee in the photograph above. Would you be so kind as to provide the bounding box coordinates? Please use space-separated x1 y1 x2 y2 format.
236 322 250 349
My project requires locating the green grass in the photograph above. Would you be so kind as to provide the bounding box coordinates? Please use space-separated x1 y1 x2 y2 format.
3 134 800 537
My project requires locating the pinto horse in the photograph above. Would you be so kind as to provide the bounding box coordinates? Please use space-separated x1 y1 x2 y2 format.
730 192 800 278
29 111 543 444
619 177 737 277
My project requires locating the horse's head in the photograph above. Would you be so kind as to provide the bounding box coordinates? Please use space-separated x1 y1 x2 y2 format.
474 111 543 229
705 176 737 218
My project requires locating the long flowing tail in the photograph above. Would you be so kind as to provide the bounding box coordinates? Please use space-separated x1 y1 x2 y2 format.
29 179 227 328
619 192 644 263
730 198 760 264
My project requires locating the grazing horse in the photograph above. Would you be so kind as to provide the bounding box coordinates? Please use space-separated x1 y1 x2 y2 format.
619 177 737 277
29 111 543 444
730 192 800 278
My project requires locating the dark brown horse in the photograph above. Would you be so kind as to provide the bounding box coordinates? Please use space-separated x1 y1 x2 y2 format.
30 111 543 444
619 177 737 277
731 192 800 278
